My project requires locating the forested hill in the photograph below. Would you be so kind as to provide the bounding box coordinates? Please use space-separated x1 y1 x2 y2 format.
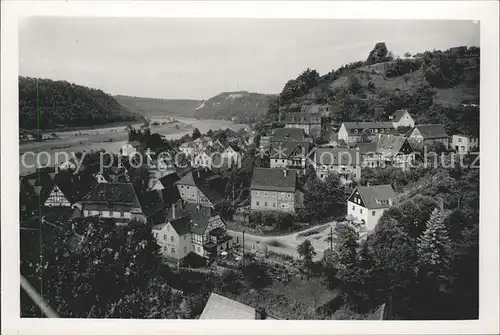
193 91 276 124
114 95 202 118
19 77 143 130
267 43 480 136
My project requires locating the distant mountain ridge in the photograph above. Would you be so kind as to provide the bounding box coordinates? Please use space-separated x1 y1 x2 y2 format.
19 77 143 130
114 95 202 118
193 91 276 123
115 91 276 124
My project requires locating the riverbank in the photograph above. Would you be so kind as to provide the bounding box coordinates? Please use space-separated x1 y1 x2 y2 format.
19 117 248 174
20 119 144 134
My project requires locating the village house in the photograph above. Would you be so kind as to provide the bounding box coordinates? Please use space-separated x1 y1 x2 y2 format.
193 136 213 150
250 168 303 213
192 147 218 169
120 140 141 157
200 293 278 319
388 109 415 129
284 112 322 138
269 140 310 174
153 202 233 261
175 168 224 207
20 168 94 211
358 134 415 169
258 131 272 149
78 182 146 224
220 144 242 168
347 184 397 231
338 121 395 145
313 147 361 183
407 124 449 149
451 134 479 153
179 141 197 157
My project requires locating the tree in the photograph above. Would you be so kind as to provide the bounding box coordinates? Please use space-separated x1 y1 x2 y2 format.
404 52 412 58
240 254 272 290
297 239 316 265
417 208 452 278
192 128 201 141
302 173 344 221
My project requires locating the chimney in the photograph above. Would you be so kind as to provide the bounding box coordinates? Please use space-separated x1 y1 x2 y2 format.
171 203 176 219
255 307 267 320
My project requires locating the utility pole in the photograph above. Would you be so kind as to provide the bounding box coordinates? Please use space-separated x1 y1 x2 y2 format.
330 226 334 251
242 229 245 259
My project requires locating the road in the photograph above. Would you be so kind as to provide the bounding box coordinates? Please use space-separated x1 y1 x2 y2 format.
227 222 336 261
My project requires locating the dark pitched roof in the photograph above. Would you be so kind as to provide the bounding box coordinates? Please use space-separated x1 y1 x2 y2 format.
80 182 140 206
314 148 361 165
269 140 310 159
250 168 297 192
413 124 448 139
175 168 220 187
354 185 396 209
391 109 409 122
169 216 192 235
284 112 321 124
373 134 412 156
139 190 165 218
342 121 394 130
272 128 305 141
158 172 180 188
166 202 214 235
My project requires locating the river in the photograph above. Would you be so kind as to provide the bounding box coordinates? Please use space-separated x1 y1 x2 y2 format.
19 117 248 175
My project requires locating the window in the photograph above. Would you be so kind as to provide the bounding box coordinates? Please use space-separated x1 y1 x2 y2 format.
171 248 175 254
184 246 187 254
180 185 184 189
183 235 187 240
196 246 201 252
352 205 355 210
264 192 268 197
120 211 125 218
458 138 462 143
255 191 260 196
265 202 268 207
164 235 168 241
360 208 363 214
163 246 168 252
372 211 376 216
98 210 103 216
256 201 260 206
272 192 276 197
287 194 291 198
170 236 174 242
272 203 276 207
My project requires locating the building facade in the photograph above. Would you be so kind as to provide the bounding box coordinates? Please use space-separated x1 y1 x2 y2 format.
346 185 397 231
451 134 479 153
338 122 395 145
250 168 303 213
407 124 449 149
313 148 362 183
284 113 322 138
389 109 415 128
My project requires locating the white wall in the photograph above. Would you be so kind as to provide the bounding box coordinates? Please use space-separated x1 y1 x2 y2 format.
347 201 386 231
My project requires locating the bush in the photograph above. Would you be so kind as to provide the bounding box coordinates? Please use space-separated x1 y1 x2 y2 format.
385 59 421 78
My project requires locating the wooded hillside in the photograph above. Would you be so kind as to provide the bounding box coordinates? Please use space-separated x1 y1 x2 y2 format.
19 77 142 130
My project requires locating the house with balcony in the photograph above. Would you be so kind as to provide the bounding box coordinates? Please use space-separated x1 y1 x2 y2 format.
451 134 479 153
338 121 395 145
284 112 322 138
407 124 449 149
250 168 303 213
347 184 397 231
153 202 233 261
313 147 361 183
269 140 311 175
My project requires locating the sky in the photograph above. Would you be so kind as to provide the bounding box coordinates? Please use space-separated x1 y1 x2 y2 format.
19 18 479 100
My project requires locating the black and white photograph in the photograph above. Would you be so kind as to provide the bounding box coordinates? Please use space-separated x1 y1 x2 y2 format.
1 1 499 334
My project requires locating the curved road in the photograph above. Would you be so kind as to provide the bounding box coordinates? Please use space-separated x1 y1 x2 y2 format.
227 222 336 261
